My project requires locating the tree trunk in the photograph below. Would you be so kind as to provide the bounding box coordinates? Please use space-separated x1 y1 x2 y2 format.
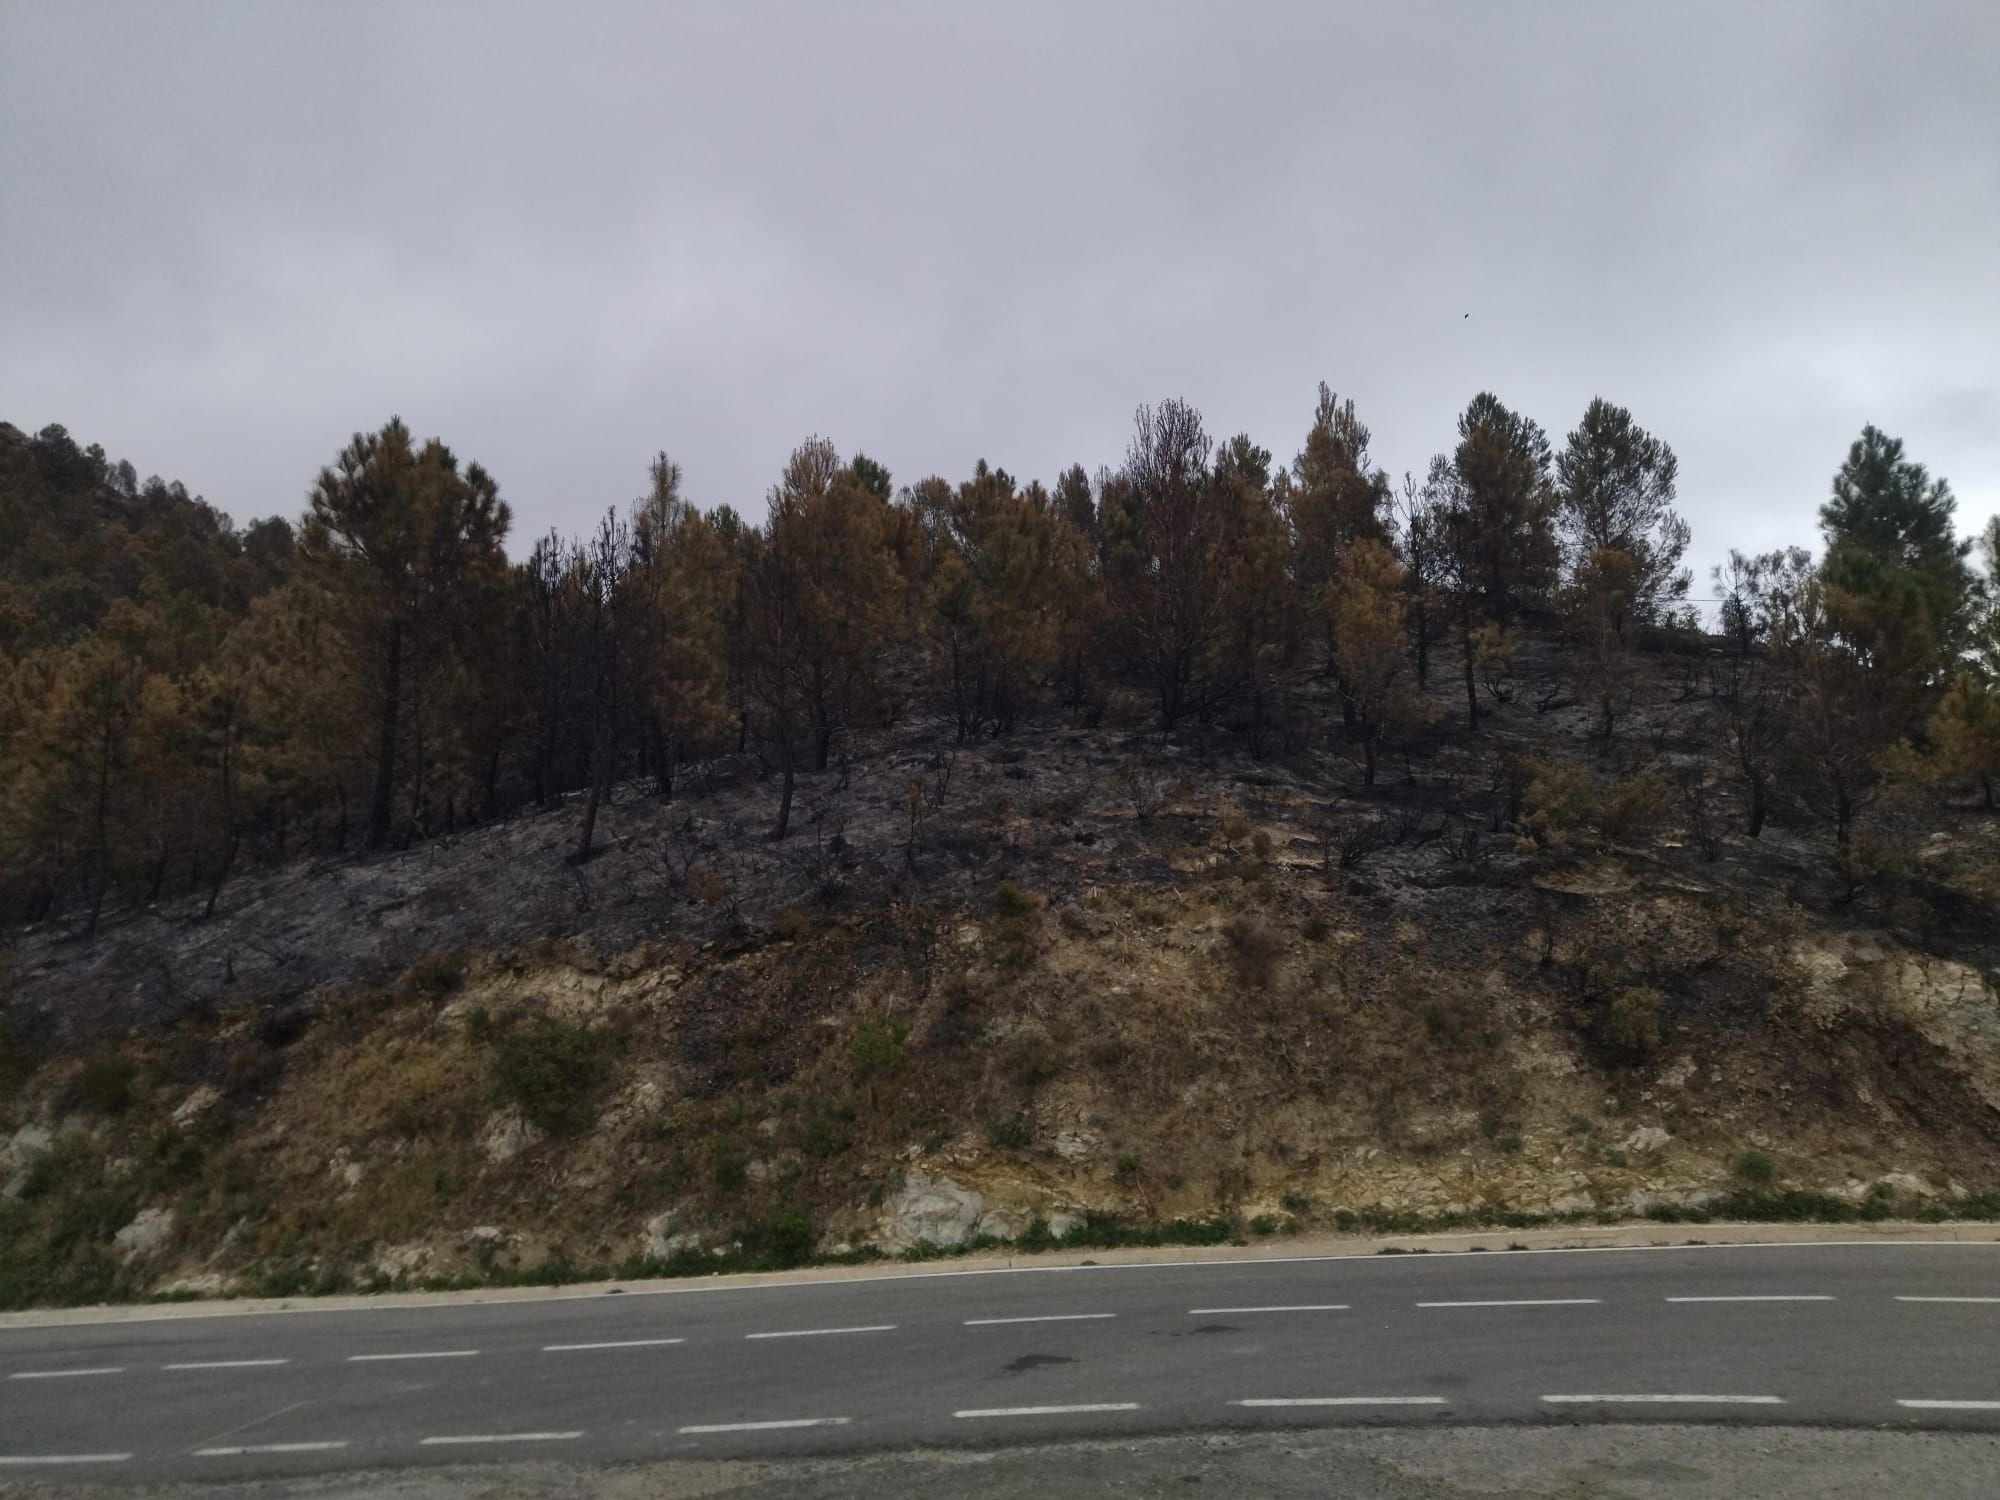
1362 730 1377 787
368 618 402 849
773 747 796 840
202 835 238 921
1414 606 1430 686
1459 613 1480 730
1746 776 1767 839
575 716 613 864
84 723 113 937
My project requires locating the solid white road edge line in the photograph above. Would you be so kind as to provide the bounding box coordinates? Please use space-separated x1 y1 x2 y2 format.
195 1442 349 1456
0 1455 134 1466
1898 1399 2000 1410
348 1350 479 1361
678 1418 852 1432
166 1359 292 1370
8 1367 124 1379
1664 1295 1833 1302
1417 1299 1600 1308
744 1325 896 1339
955 1404 1142 1418
964 1313 1116 1325
1896 1296 2000 1303
1191 1305 1348 1315
1233 1397 1446 1406
543 1338 686 1351
419 1433 582 1445
1542 1394 1785 1404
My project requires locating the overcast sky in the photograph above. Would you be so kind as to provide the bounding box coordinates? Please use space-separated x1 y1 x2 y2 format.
3 1 1995 593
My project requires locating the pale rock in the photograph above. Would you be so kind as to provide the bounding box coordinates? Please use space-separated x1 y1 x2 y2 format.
157 1271 235 1298
461 1225 505 1248
2 1124 54 1198
171 1087 220 1127
1623 1126 1672 1154
1549 1192 1596 1215
1051 1131 1098 1163
974 1206 1030 1241
640 1211 700 1260
1875 1170 1935 1200
480 1109 543 1164
373 1242 432 1280
881 1173 984 1249
1047 1211 1084 1240
114 1206 174 1261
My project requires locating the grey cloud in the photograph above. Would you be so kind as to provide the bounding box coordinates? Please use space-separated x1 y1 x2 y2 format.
3 0 1995 585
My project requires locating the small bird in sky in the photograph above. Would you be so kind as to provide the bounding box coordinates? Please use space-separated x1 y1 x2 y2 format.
1463 312 1470 319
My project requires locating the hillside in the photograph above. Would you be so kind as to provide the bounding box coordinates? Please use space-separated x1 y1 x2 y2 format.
4 632 1997 1309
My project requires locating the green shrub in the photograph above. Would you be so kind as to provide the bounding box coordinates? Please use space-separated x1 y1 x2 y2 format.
985 1111 1033 1149
64 1054 140 1117
1598 986 1664 1063
1596 772 1672 845
490 1016 612 1136
988 881 1040 968
1003 1034 1064 1088
1733 1147 1781 1188
849 1019 909 1082
405 953 467 1002
1114 1153 1141 1186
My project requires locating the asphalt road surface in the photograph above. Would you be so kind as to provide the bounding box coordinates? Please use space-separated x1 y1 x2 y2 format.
2 1241 1997 1487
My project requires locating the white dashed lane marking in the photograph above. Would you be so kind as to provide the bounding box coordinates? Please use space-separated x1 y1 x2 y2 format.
955 1403 1141 1418
348 1350 479 1362
1542 1394 1785 1405
195 1442 348 1456
679 1418 852 1433
964 1313 1116 1326
1190 1305 1348 1315
1418 1299 1601 1309
166 1359 291 1370
9 1367 124 1380
744 1325 896 1340
1665 1295 1833 1303
419 1432 581 1446
0 1454 133 1466
1897 1296 2000 1304
542 1338 686 1352
1898 1399 2000 1410
1233 1396 1446 1407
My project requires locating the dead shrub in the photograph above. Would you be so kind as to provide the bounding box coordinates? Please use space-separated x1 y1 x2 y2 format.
1221 913 1285 989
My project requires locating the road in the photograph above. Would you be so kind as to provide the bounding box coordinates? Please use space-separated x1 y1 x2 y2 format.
1 1241 1996 1486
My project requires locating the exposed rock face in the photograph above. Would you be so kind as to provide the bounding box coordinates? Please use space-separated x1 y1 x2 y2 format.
1624 1126 1672 1154
640 1210 700 1261
113 1206 174 1261
480 1109 543 1164
2 1124 54 1198
881 1173 985 1248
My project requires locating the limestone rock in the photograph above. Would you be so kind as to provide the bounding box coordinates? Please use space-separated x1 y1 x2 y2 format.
480 1109 543 1164
2 1124 54 1198
1623 1126 1672 1154
114 1206 174 1261
1047 1210 1084 1239
974 1205 1029 1241
640 1211 700 1261
881 1173 984 1249
1051 1131 1098 1164
171 1087 220 1127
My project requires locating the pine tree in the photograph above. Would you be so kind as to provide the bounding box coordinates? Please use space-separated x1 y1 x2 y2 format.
1555 398 1689 634
298 419 511 848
